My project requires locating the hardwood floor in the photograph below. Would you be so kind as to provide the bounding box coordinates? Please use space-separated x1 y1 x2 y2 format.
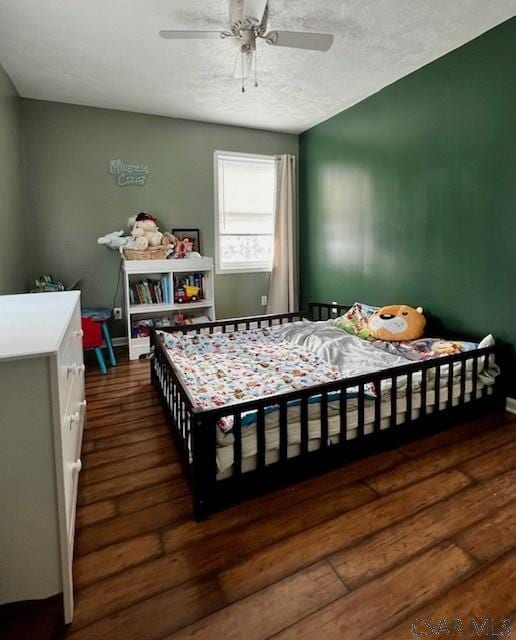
4 354 516 639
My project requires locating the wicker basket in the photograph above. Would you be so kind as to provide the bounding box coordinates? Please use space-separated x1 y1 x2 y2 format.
123 245 168 261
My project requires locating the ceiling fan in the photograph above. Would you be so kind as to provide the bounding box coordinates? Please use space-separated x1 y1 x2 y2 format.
159 0 334 92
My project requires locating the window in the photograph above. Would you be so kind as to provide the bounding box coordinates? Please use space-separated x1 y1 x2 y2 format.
215 151 276 274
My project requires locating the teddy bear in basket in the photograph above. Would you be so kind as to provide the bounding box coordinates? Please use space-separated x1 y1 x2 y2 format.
97 213 177 257
128 212 163 250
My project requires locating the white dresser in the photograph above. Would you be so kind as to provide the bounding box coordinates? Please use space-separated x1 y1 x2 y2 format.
0 291 85 623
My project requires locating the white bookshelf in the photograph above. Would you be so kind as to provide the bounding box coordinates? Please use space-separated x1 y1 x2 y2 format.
123 257 215 360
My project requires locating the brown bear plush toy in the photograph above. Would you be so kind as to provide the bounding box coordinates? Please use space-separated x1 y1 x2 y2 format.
368 304 426 341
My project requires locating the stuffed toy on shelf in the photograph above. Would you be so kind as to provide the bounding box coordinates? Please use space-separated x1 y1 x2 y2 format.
128 212 163 250
97 213 178 258
97 230 128 250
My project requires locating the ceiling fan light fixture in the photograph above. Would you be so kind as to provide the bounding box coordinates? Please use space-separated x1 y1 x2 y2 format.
159 0 334 91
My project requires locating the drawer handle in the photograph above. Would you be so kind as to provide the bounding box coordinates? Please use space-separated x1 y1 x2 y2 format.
67 363 85 376
71 459 82 473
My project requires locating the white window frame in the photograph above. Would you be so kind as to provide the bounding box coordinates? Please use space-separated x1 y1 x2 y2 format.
214 150 276 275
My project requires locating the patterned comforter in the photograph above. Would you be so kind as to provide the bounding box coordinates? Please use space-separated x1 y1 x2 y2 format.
159 327 341 432
158 321 495 434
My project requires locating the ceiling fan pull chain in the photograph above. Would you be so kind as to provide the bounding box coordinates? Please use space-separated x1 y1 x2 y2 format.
254 42 258 87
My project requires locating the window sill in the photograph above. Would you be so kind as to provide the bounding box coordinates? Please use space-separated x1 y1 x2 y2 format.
216 266 272 275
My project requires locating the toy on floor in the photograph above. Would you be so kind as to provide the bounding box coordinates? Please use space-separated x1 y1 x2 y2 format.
368 304 426 341
81 308 117 368
81 316 108 374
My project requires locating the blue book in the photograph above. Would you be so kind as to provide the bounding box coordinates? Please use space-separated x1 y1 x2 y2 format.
161 276 167 304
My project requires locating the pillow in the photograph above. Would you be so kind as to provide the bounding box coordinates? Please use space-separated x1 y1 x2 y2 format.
335 302 379 339
368 304 426 341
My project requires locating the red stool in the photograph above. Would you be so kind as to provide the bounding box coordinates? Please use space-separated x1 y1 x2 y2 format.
81 317 107 374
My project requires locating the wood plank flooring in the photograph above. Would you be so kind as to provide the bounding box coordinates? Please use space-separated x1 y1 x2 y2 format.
3 353 516 640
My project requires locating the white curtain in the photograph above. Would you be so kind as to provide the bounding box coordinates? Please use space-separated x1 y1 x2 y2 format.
267 154 298 314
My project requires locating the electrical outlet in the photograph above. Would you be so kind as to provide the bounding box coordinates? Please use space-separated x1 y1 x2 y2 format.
331 300 338 315
261 295 268 306
113 307 123 320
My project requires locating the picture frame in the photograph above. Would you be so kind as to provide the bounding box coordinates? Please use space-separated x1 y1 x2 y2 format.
172 228 201 254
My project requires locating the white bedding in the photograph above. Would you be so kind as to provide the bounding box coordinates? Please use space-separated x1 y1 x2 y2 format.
274 319 411 378
273 319 496 396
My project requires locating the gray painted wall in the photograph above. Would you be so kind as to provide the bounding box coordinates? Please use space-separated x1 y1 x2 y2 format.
0 63 24 294
20 99 297 332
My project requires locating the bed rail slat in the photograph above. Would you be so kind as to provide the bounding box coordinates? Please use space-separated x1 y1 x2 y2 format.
471 355 478 401
181 400 188 460
357 384 365 438
301 396 309 456
179 394 184 440
390 377 397 428
175 384 179 426
320 391 329 449
482 354 489 397
279 401 288 461
339 387 347 444
459 359 466 404
406 372 413 422
257 407 266 471
420 369 427 417
447 362 454 410
168 371 173 411
233 413 242 477
434 364 441 413
374 378 381 433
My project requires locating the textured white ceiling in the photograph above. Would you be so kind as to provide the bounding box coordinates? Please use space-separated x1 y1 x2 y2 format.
0 1 514 133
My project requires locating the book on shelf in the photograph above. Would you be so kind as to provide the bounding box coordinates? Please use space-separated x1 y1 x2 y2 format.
130 277 170 306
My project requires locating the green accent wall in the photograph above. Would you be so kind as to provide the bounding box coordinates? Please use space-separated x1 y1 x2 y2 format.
300 18 516 386
20 100 297 332
0 62 24 294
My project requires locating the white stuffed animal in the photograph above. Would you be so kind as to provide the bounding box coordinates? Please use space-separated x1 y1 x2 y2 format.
97 230 128 250
128 213 163 250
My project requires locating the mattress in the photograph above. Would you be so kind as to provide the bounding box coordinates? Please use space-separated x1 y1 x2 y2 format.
216 378 490 477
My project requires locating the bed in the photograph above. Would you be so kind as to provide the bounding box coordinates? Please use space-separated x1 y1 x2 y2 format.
151 302 509 519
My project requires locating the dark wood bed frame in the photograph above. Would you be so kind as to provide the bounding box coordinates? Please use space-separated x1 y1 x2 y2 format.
151 302 509 520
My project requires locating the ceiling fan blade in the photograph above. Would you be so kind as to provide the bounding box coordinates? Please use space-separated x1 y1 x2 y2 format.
266 31 333 51
234 50 254 79
159 30 223 40
243 0 268 24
